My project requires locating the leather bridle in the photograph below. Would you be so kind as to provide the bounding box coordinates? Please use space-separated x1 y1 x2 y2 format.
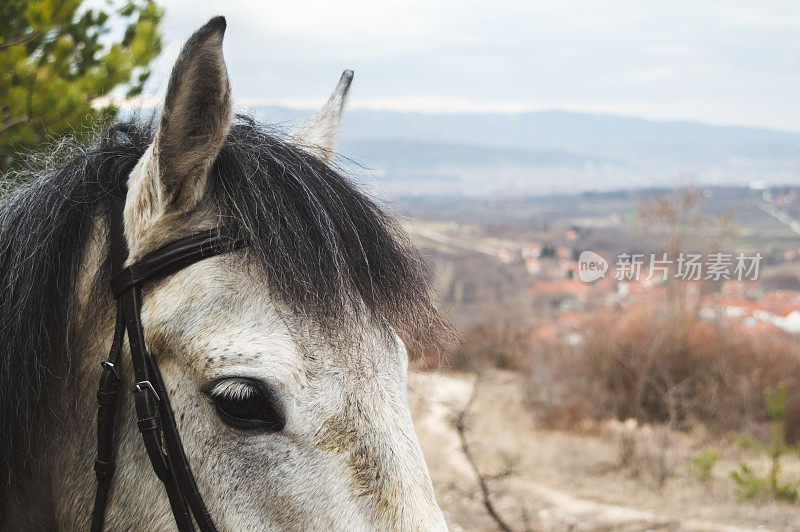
91 200 245 531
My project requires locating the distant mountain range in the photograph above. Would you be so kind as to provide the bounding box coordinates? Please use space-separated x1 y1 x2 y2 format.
246 106 800 197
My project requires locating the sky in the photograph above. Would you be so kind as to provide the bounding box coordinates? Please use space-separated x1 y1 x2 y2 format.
132 0 800 131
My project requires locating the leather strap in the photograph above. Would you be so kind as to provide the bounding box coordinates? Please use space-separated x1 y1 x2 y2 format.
90 302 125 532
110 229 244 299
92 207 242 531
91 202 129 532
121 283 196 531
150 358 218 530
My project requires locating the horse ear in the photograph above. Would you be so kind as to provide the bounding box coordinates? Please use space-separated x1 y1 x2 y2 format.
127 16 232 233
156 15 232 209
288 70 353 163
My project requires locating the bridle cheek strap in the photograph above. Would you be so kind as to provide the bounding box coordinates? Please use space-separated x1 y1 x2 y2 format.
91 211 244 532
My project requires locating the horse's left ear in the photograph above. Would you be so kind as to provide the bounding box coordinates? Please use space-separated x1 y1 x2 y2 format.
156 15 232 210
126 16 232 238
288 70 353 163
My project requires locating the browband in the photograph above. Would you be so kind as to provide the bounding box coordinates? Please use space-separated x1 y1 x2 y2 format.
110 230 245 298
91 207 245 532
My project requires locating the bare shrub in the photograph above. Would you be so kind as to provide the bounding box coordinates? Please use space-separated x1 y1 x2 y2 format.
537 303 800 441
443 315 535 372
600 418 676 489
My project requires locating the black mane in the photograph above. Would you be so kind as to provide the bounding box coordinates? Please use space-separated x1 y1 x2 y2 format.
0 116 443 502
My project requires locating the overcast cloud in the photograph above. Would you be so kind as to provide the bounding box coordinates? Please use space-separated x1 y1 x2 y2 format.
139 1 800 131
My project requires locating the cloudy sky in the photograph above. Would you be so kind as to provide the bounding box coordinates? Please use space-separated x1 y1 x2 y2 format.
139 0 800 131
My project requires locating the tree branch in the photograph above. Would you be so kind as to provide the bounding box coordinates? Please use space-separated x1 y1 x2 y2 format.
0 116 30 134
0 30 40 49
455 375 514 532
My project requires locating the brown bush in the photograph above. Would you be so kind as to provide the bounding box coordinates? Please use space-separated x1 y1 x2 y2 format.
421 315 535 372
537 304 800 441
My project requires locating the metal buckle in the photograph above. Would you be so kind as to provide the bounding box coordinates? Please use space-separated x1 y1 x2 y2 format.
132 380 160 402
100 360 120 379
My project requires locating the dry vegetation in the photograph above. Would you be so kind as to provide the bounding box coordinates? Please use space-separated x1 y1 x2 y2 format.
410 370 800 531
410 188 800 530
420 302 800 443
535 306 800 441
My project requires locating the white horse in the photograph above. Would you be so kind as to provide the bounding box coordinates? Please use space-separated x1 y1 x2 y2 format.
0 17 448 530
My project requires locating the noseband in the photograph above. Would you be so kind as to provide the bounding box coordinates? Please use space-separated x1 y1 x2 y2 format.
91 202 244 531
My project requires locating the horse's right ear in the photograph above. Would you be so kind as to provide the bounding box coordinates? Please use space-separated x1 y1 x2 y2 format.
125 16 232 238
287 70 353 163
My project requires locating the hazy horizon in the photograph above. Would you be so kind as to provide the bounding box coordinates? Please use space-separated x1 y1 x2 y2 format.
111 0 800 132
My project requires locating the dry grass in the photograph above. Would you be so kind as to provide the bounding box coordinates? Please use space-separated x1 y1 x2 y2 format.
410 370 800 531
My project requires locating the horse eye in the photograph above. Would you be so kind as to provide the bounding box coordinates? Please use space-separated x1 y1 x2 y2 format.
209 378 285 432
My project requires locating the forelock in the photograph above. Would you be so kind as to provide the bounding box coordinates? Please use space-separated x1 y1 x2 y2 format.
210 116 445 346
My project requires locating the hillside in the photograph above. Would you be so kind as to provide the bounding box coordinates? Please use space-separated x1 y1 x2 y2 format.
250 106 800 196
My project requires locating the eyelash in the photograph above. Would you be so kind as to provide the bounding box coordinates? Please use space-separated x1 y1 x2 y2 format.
206 377 286 432
209 380 257 401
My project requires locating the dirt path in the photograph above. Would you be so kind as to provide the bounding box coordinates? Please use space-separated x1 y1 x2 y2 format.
408 371 800 532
